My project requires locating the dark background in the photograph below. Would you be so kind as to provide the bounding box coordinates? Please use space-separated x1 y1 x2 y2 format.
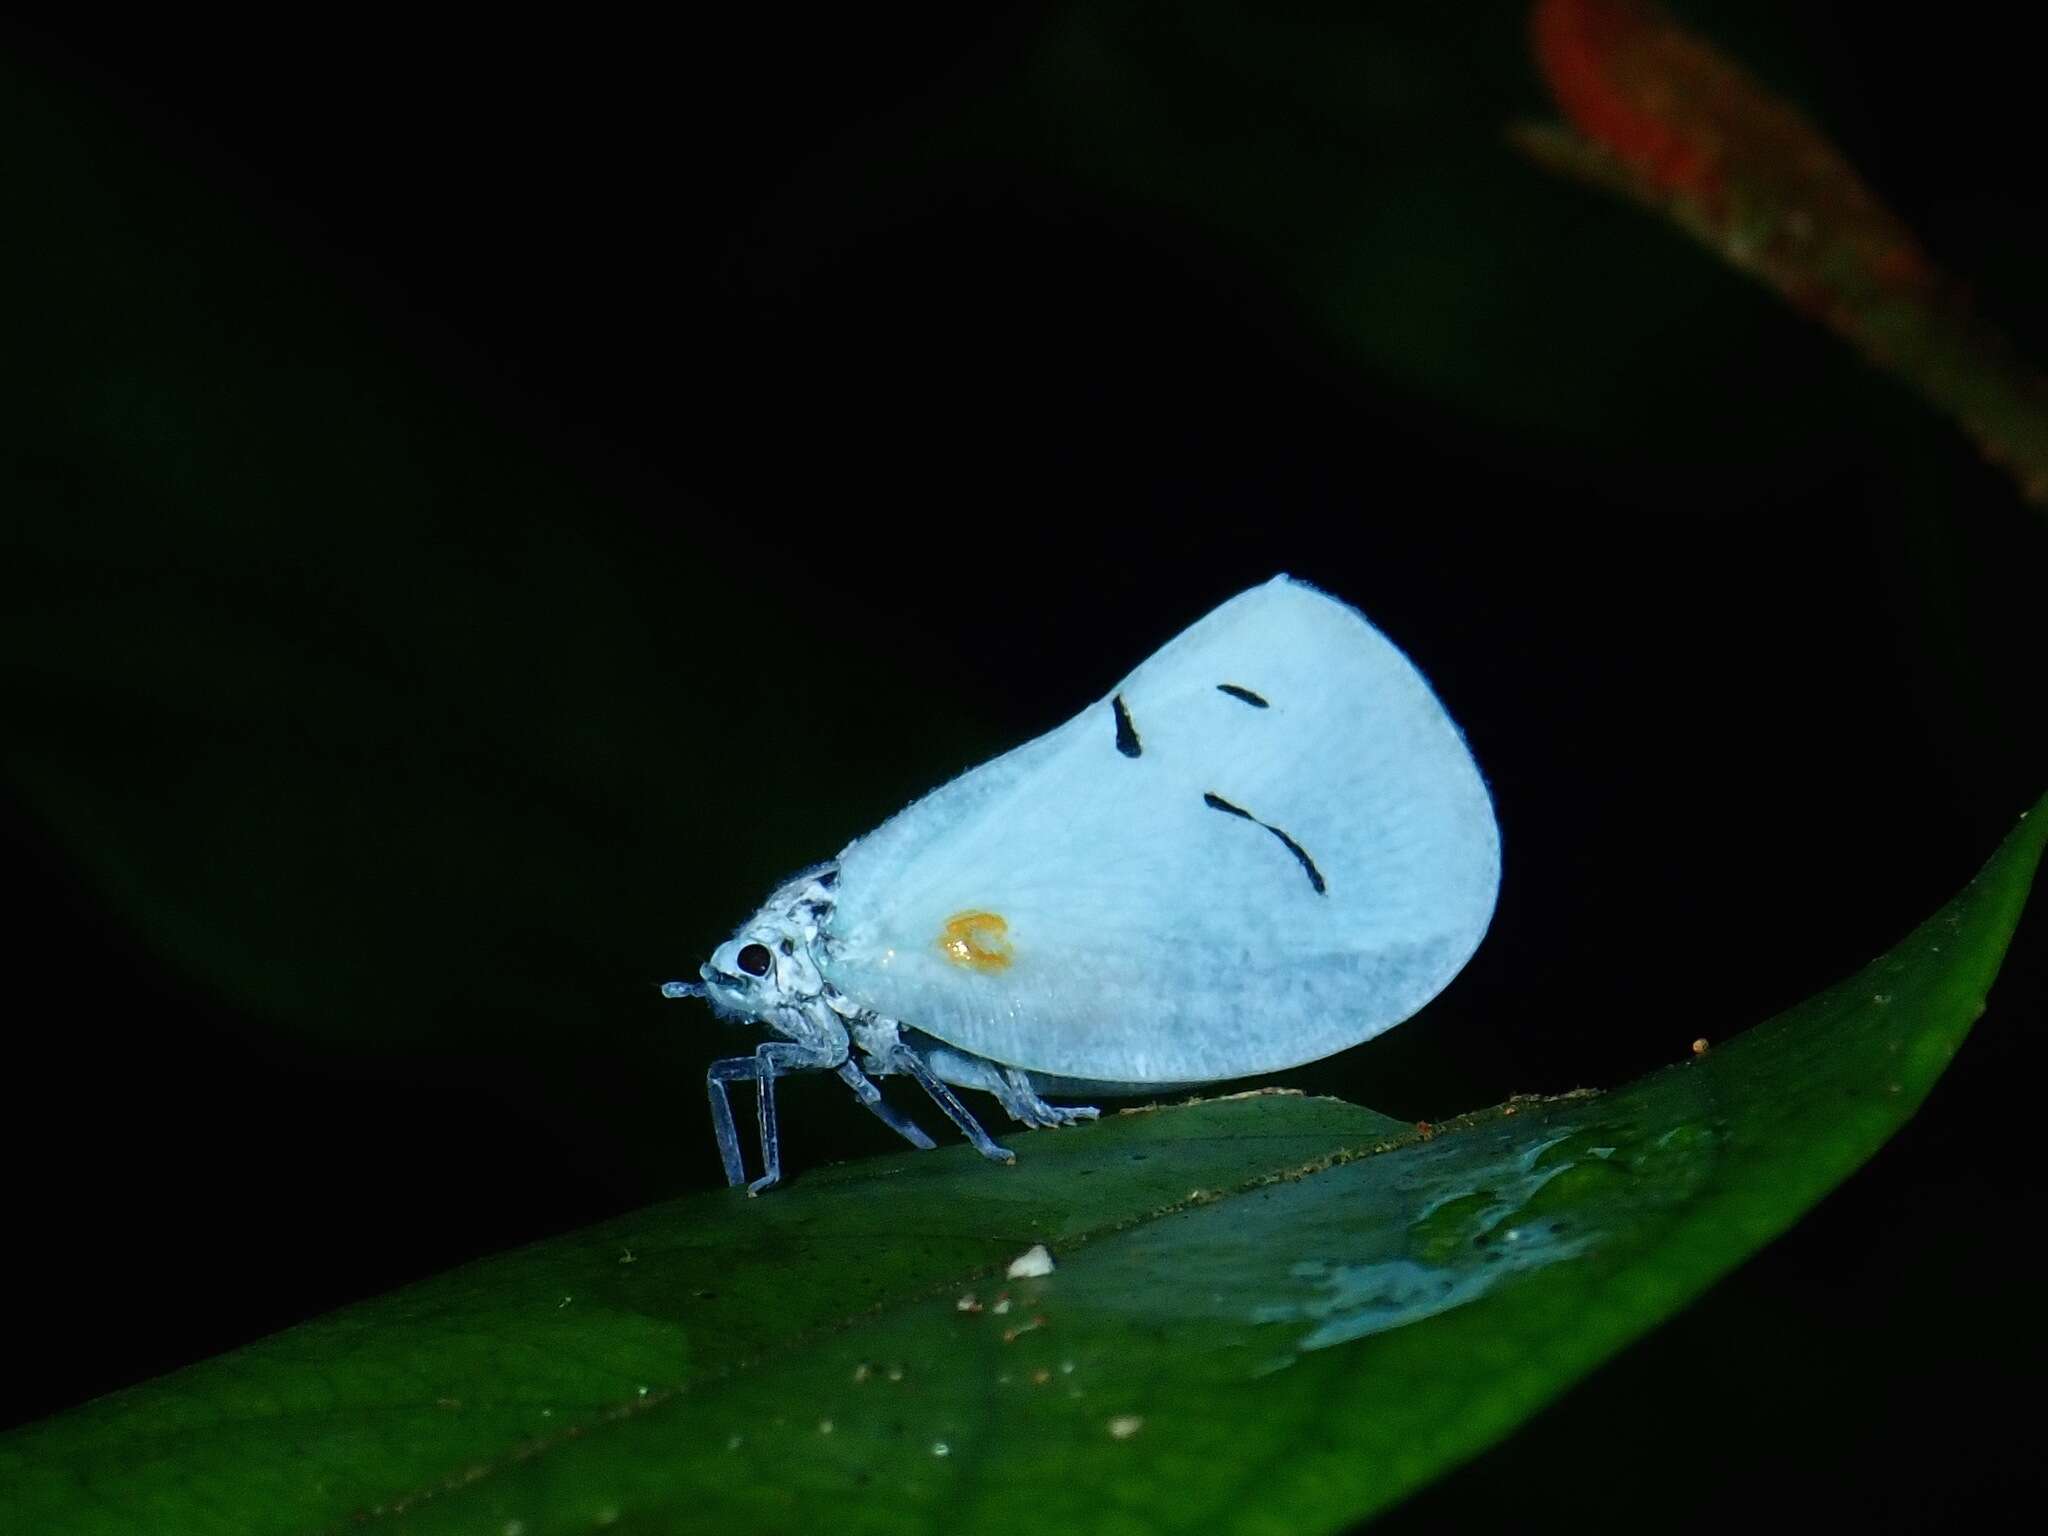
3 2 2044 1529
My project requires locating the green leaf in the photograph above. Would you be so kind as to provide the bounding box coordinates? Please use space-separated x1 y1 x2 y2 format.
6 795 2041 1535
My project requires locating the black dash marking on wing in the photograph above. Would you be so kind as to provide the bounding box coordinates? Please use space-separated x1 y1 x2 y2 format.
1216 683 1269 708
1202 791 1327 895
1112 694 1143 758
1263 824 1327 895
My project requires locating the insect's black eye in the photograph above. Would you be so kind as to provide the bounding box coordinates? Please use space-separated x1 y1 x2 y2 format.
736 942 773 977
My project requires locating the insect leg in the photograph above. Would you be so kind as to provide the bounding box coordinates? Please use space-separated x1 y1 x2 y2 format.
708 1042 840 1195
894 1050 1016 1166
705 1064 748 1187
835 1059 937 1150
994 1066 1102 1130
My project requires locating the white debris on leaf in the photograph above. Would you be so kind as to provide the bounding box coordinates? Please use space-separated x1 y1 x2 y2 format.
1006 1243 1056 1279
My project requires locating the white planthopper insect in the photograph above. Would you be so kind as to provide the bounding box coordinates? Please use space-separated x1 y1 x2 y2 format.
663 574 1500 1193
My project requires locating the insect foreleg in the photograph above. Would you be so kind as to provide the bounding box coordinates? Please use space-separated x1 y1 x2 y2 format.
705 1064 748 1188
707 1041 844 1195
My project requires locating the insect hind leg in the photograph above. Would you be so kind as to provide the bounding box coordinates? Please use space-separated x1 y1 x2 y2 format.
994 1065 1101 1130
896 1038 1097 1132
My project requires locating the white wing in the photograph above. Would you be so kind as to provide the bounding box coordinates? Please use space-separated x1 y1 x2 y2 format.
824 574 1499 1084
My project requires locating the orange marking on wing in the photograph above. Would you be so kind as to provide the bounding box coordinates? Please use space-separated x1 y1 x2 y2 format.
937 911 1013 973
